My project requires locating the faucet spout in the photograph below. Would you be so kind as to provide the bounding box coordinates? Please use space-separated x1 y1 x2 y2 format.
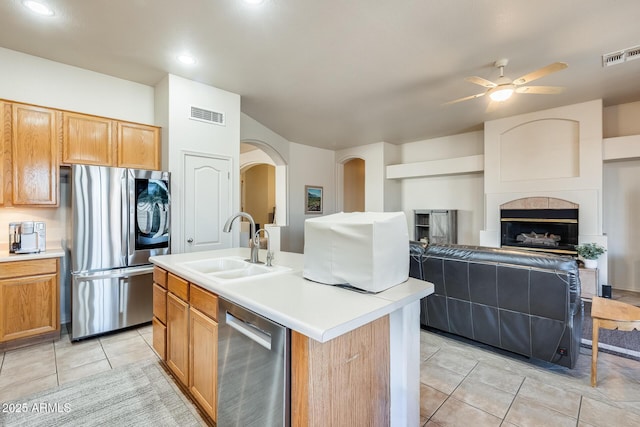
223 212 259 263
254 228 273 267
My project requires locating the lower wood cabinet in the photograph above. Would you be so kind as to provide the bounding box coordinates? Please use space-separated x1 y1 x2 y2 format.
153 267 218 423
189 307 218 421
0 258 60 349
166 291 189 386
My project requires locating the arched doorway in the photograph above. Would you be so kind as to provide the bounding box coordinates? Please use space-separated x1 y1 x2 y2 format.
240 140 288 250
241 163 276 228
342 158 365 212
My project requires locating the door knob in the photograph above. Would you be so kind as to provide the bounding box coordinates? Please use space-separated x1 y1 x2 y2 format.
187 238 193 244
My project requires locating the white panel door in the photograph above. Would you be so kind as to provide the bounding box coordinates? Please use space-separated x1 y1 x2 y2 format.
184 153 232 252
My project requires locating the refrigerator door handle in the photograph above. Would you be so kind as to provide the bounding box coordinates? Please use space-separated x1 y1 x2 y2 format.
73 265 155 281
123 171 131 260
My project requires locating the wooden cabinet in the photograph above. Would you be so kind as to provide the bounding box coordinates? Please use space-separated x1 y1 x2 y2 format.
166 291 189 386
152 267 168 360
153 268 219 423
117 121 160 170
189 306 218 421
0 102 7 206
7 103 59 206
0 258 60 349
62 112 161 170
62 112 115 166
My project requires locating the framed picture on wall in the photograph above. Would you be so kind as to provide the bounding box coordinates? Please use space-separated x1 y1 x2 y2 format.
305 185 323 214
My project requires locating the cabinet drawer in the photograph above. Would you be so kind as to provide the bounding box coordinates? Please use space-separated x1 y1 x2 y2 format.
0 258 57 280
190 285 218 321
152 317 166 361
153 283 167 323
153 267 167 289
168 273 188 301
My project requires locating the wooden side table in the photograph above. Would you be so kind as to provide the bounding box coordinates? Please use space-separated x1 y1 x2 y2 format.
590 296 640 387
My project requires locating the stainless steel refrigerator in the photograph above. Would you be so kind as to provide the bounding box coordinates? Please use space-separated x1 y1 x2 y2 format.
70 164 170 340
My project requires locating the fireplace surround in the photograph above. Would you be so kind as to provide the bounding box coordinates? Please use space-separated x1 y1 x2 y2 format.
500 198 579 255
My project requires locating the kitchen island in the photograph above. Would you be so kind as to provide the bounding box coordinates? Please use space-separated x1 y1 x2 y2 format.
150 248 433 426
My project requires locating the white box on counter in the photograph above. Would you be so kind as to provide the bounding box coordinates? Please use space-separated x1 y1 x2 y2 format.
303 212 409 293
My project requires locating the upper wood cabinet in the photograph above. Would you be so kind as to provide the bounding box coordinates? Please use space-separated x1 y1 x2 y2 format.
62 112 161 170
62 112 115 166
117 121 160 170
0 102 8 206
10 103 59 206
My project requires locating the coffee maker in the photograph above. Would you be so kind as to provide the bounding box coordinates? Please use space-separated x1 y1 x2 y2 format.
9 221 46 254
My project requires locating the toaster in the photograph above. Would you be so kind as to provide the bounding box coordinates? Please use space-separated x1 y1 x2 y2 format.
9 221 46 254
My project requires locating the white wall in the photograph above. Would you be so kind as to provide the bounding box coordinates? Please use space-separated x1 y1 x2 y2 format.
288 142 336 253
0 47 154 123
603 100 640 292
335 142 401 213
155 74 241 253
240 113 291 248
398 132 484 244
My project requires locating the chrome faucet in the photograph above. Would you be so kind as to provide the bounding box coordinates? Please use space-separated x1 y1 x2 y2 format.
254 228 273 267
223 212 259 263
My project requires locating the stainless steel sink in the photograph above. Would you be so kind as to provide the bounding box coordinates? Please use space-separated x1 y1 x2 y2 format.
181 256 292 283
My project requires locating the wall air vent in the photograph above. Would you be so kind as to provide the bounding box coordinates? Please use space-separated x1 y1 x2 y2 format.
189 106 225 126
602 45 640 67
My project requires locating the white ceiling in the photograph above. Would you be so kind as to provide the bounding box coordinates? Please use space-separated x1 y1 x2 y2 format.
1 0 640 150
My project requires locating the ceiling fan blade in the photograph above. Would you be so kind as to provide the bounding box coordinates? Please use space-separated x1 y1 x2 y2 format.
515 86 565 95
513 62 568 85
465 76 497 88
443 92 486 105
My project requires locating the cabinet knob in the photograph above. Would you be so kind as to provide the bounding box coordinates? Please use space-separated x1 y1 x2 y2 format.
187 238 193 244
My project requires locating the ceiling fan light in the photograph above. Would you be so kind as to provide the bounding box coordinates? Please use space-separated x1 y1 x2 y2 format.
489 87 514 102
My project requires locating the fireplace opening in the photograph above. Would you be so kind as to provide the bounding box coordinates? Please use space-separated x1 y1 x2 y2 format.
501 208 578 255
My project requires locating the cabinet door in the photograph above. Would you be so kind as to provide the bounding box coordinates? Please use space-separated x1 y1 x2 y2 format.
117 121 160 170
166 292 189 386
11 103 59 205
189 307 218 422
62 112 115 166
0 101 8 206
0 273 59 342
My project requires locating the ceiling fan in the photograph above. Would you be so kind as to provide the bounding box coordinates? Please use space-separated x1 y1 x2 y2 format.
445 59 568 105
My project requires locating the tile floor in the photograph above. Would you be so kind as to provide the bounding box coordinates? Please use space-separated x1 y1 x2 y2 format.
1 320 639 426
0 324 158 403
420 330 640 426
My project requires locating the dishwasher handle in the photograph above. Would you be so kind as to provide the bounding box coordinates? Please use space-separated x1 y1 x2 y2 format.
226 311 272 351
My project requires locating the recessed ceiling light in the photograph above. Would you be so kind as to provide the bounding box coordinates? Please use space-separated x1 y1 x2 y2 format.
243 0 265 4
23 0 55 16
177 54 197 65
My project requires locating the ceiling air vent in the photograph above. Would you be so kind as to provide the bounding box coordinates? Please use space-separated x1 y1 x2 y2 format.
602 45 640 67
189 106 225 126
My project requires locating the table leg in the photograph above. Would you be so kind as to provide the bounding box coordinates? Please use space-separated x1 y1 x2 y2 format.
591 318 600 387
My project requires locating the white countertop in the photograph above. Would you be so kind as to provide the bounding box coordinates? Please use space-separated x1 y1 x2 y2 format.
150 248 433 343
0 247 65 263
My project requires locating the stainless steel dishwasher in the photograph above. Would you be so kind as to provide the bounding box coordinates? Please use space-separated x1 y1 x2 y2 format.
217 297 290 426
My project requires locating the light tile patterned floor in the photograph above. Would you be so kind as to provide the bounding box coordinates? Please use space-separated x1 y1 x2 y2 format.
420 330 640 427
0 324 157 402
1 322 639 426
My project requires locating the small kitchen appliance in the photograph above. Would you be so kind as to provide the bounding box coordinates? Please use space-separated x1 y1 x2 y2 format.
303 212 409 293
9 221 46 254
